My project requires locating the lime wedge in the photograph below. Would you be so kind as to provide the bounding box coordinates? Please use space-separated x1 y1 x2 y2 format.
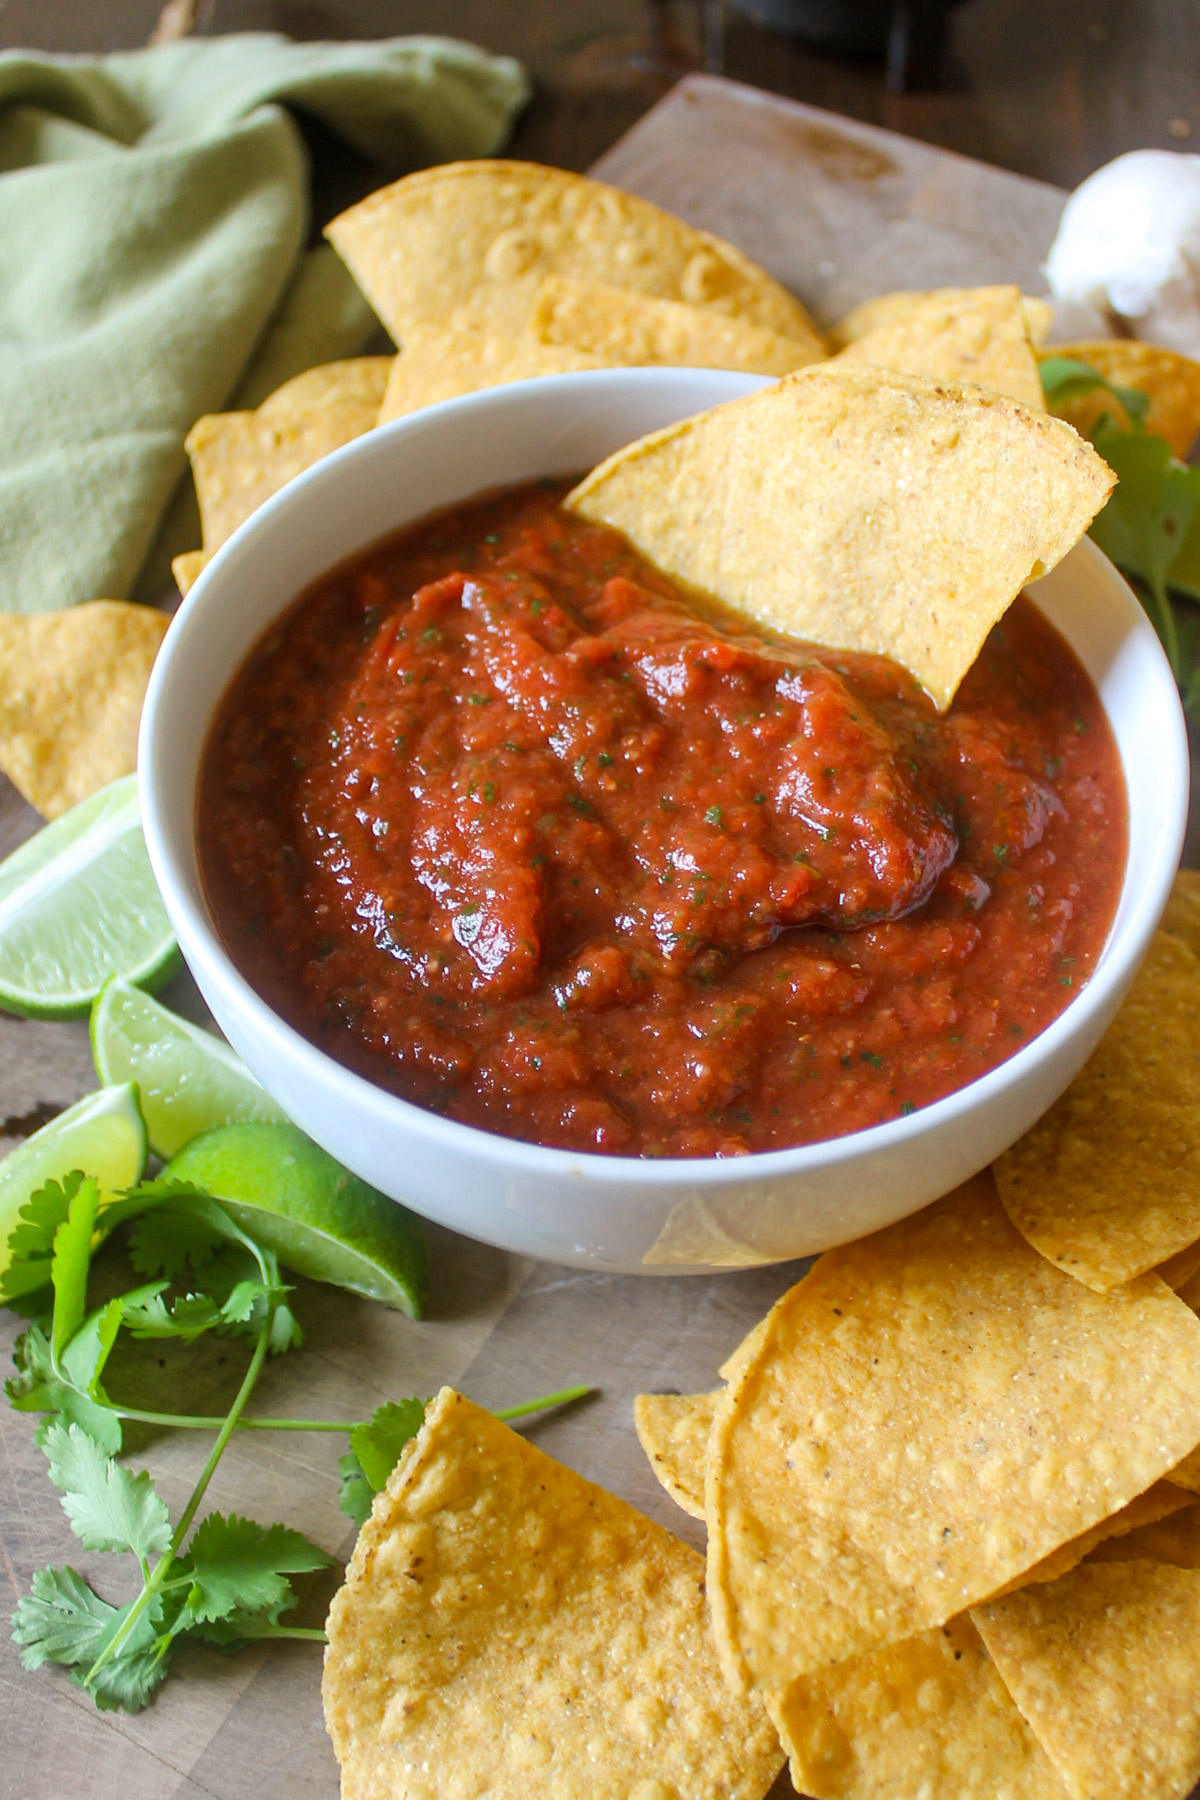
162 1122 427 1317
91 977 287 1159
0 1082 148 1296
0 775 179 1019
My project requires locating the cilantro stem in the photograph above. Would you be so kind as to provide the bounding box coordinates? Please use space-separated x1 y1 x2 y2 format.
231 1624 327 1641
494 1383 591 1420
84 1303 274 1690
107 1383 591 1434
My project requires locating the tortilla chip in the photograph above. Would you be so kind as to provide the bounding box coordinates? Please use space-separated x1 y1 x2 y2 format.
831 288 1053 350
973 1561 1200 1800
0 602 169 818
376 325 605 425
567 363 1113 710
323 1388 783 1800
1161 866 1200 961
706 1173 1200 1690
719 1317 771 1383
1044 340 1200 457
834 285 1044 411
326 159 817 344
1154 1238 1200 1291
531 275 826 374
1021 296 1056 348
187 356 392 554
768 1614 1069 1800
985 1482 1198 1600
255 357 393 422
634 1391 718 1520
994 931 1200 1291
172 549 206 597
1087 1500 1200 1567
1167 1449 1200 1494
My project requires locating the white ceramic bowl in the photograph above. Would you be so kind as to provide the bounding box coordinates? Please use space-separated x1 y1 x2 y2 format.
140 368 1189 1274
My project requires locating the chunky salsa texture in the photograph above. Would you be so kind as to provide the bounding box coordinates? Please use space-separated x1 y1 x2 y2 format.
198 481 1126 1157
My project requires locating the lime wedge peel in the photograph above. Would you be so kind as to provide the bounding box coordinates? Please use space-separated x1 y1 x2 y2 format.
0 1081 148 1293
0 776 178 1020
91 977 287 1161
163 1122 428 1318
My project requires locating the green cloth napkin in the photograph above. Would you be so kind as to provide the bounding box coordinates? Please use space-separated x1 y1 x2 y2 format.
0 33 530 614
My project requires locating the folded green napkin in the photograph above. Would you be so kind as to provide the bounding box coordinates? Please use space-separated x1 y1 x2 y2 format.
0 33 530 614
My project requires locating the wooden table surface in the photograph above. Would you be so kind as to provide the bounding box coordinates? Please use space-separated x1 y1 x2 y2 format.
3 8 1200 1799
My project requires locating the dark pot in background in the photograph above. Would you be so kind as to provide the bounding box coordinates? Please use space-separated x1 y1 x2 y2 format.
727 0 969 63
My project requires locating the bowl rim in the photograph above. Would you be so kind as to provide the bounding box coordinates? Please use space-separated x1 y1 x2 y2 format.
140 367 1190 1191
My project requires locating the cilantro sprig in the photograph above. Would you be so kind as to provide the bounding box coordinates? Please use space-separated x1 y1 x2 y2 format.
1040 355 1200 712
4 1173 587 1710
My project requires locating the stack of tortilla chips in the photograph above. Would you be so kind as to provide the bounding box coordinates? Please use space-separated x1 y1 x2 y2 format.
633 869 1200 1800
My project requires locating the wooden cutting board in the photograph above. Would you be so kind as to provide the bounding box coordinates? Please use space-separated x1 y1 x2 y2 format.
0 75 1159 1800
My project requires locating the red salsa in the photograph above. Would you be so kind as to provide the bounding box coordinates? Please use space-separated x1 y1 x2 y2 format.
198 480 1126 1157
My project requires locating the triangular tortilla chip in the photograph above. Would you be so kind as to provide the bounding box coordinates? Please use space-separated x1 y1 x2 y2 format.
633 1390 718 1520
531 275 826 373
1044 340 1200 457
376 324 604 424
832 287 1053 349
768 1615 1069 1800
706 1175 1200 1690
186 357 392 554
171 549 206 597
567 363 1113 709
994 930 1200 1291
326 159 817 343
1086 1500 1200 1567
834 285 1045 410
322 1388 783 1800
0 602 169 817
974 1561 1200 1800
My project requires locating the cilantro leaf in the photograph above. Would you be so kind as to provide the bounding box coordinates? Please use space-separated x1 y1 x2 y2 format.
120 1280 286 1346
182 1512 330 1624
349 1399 425 1492
41 1422 172 1561
337 1449 374 1531
7 1322 122 1454
1088 420 1200 674
50 1175 100 1367
11 1566 171 1713
1039 353 1151 425
268 1297 303 1355
61 1285 168 1400
126 1201 223 1279
12 1564 118 1670
0 1174 82 1303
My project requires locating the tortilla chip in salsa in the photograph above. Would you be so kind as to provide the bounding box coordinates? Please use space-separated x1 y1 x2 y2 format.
567 363 1114 709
